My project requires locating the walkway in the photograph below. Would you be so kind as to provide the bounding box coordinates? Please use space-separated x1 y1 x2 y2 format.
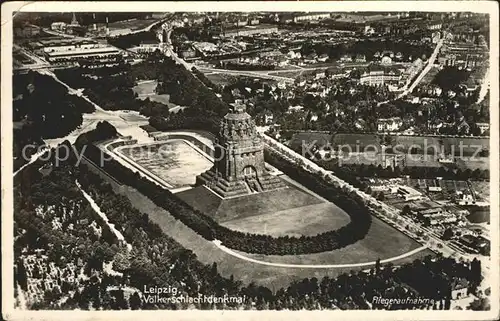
212 240 428 269
76 180 133 251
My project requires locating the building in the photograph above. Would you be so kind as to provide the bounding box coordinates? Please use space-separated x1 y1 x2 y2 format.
129 40 161 54
476 122 490 134
51 22 67 31
264 112 274 124
196 103 286 198
397 186 423 201
355 54 366 62
317 54 329 62
377 117 403 132
222 24 278 37
438 41 487 68
43 44 122 63
292 13 331 23
359 64 402 86
451 279 469 300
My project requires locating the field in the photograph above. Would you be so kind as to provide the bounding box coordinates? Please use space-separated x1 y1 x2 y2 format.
132 80 172 106
116 140 212 188
289 131 334 150
455 156 490 170
393 135 488 156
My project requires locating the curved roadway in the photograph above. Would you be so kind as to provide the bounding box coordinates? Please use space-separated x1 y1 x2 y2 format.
213 240 428 269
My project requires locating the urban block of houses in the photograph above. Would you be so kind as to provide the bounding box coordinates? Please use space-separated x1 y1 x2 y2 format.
377 117 403 132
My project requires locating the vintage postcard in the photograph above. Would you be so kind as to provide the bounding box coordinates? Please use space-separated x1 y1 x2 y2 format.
1 1 499 320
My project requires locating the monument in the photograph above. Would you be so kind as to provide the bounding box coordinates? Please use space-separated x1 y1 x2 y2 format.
196 102 286 198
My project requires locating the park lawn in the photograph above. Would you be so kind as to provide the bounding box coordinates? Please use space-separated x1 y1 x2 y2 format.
132 80 172 106
221 202 349 237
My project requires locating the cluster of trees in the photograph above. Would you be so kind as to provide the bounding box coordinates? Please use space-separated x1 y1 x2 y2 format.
432 67 471 93
55 66 139 111
12 71 95 171
13 71 95 137
191 67 221 92
107 30 158 49
317 161 490 181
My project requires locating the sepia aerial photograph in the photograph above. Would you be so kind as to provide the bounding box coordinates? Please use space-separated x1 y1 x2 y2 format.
2 1 498 320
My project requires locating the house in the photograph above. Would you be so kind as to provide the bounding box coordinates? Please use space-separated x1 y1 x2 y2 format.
457 119 470 134
304 53 317 64
288 105 304 113
339 54 352 62
264 112 274 124
451 278 469 300
377 117 403 132
355 54 366 63
428 186 443 192
476 122 489 134
381 56 393 65
315 71 326 79
317 53 329 62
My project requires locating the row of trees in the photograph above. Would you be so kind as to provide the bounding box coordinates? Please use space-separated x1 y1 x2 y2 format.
317 160 490 181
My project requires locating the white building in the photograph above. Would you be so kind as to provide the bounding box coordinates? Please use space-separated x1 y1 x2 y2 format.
377 117 403 132
476 122 490 134
397 186 423 201
293 13 331 23
51 22 67 31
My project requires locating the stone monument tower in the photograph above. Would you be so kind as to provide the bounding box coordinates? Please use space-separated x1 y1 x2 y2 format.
196 102 286 198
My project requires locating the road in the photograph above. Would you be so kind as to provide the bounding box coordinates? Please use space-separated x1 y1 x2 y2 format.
213 240 429 269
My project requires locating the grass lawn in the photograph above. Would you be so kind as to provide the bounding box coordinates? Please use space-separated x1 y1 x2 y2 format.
222 202 349 237
178 182 322 222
